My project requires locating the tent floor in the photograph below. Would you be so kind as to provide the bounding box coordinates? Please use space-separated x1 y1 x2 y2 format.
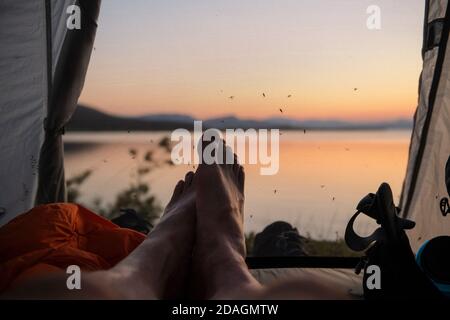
251 268 363 299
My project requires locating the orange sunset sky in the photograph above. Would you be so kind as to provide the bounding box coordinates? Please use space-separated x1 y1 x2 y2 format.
79 0 425 122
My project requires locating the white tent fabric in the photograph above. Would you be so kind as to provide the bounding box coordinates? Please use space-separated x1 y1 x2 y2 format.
401 0 450 251
0 1 100 227
428 0 448 21
0 2 48 226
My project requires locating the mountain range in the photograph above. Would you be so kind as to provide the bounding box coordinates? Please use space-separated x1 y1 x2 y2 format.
66 105 413 132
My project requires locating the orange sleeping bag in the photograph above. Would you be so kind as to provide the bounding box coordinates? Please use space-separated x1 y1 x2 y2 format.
0 203 146 294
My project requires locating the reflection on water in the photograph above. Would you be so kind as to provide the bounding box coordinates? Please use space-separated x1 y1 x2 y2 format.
64 130 411 240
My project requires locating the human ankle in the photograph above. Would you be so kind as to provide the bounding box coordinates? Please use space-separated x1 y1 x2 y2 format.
198 239 246 270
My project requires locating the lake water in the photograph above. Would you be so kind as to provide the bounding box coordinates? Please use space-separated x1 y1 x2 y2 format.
64 130 411 240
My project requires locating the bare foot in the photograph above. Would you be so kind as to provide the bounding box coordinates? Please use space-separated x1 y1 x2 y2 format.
152 171 196 298
192 141 261 299
108 172 196 299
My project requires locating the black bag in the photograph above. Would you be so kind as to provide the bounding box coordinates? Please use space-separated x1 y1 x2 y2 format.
345 183 444 300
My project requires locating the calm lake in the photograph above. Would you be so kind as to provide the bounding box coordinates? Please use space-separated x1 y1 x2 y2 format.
64 130 411 240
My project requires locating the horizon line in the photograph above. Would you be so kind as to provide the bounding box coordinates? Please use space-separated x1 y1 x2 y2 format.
78 103 414 124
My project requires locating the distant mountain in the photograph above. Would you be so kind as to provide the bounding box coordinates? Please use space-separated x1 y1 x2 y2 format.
202 116 270 129
136 114 196 123
67 105 195 131
263 117 413 130
67 105 413 132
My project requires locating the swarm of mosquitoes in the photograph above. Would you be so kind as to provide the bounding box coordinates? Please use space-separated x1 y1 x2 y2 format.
225 88 298 116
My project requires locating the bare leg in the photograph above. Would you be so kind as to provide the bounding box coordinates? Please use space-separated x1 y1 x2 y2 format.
3 172 196 300
103 171 196 299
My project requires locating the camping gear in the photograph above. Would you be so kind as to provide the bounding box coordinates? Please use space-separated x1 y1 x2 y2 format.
0 1 101 227
416 236 450 297
345 183 444 299
111 209 153 235
252 221 308 257
0 203 145 294
400 0 450 251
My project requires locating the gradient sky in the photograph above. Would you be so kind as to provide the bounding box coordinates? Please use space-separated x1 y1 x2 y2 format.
79 0 425 121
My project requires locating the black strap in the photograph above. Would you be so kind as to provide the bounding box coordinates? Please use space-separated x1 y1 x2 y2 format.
346 183 415 252
345 211 384 252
